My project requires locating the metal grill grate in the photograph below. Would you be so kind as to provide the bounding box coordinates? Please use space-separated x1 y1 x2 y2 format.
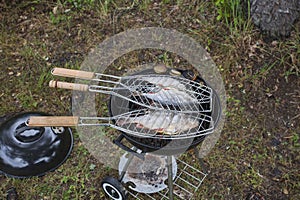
127 158 207 200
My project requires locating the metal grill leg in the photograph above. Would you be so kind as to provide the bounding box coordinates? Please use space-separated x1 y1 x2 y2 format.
118 147 137 182
167 156 174 200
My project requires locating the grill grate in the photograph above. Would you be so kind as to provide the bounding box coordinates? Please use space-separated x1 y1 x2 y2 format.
127 158 207 200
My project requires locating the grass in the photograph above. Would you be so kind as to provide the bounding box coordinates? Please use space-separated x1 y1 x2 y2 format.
0 0 299 199
215 0 251 33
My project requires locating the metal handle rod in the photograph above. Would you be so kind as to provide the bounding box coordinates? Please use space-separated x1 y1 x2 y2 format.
167 156 174 200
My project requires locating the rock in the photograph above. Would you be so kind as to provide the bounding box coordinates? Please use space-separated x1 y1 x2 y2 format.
153 63 167 73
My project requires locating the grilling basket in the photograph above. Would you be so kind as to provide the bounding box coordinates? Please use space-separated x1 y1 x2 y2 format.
28 65 222 200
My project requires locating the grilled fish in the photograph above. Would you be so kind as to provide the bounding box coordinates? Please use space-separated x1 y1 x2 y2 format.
142 88 198 106
136 76 198 106
139 76 186 90
117 111 199 135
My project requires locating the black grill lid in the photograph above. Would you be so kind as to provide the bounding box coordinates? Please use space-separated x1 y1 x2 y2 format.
0 112 73 178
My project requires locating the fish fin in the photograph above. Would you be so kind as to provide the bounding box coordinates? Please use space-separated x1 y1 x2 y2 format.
156 128 164 133
136 123 144 128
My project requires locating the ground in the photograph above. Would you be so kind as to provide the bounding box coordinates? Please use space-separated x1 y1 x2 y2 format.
0 0 299 199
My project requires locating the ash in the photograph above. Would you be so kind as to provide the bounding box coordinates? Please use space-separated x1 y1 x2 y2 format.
127 154 167 184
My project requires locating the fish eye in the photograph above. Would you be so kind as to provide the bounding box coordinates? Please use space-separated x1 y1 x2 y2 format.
135 82 160 93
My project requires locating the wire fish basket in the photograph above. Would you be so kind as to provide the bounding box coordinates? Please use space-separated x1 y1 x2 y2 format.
49 68 213 113
28 108 214 139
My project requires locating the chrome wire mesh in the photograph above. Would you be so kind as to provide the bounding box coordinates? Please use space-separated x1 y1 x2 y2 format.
76 109 213 139
127 158 207 200
72 71 215 139
88 73 212 113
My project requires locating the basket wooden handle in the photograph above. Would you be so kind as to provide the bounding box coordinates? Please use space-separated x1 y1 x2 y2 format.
28 116 79 127
49 80 89 91
51 67 95 79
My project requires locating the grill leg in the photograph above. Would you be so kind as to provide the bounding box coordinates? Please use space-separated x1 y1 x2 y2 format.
167 156 174 200
194 147 208 174
118 147 136 182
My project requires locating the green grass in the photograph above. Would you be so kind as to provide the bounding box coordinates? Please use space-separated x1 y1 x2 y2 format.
215 0 251 33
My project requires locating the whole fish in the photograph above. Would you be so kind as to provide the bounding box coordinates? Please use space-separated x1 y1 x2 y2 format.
139 76 186 90
117 111 199 135
135 76 199 106
142 88 198 107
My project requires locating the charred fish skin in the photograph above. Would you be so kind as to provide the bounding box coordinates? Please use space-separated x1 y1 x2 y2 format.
117 111 169 130
116 111 200 135
132 81 161 94
139 76 186 91
141 89 198 107
130 76 199 107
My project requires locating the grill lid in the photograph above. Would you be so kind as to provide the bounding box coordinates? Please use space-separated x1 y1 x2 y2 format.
0 112 73 178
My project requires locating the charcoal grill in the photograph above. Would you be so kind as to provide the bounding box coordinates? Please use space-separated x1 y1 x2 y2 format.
28 65 221 200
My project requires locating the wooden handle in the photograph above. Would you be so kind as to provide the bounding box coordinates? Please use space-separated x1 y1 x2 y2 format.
28 116 79 127
49 80 89 91
51 67 95 79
